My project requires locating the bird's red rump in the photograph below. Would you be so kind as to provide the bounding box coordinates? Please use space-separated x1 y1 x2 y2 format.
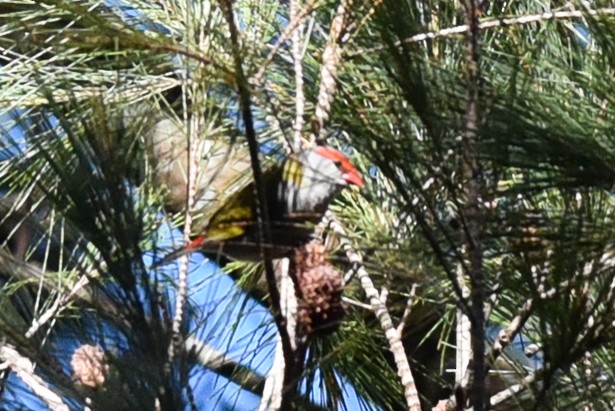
188 236 205 250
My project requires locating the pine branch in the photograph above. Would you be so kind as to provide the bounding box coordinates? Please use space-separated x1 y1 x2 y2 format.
329 215 421 411
349 110 471 309
455 264 472 396
460 0 486 409
186 336 265 394
0 76 180 107
291 0 306 153
0 344 70 411
310 0 349 143
254 0 318 84
166 67 202 382
218 0 296 408
396 283 418 335
25 274 91 339
489 368 545 408
342 0 384 46
259 259 299 411
350 7 615 57
443 295 537 409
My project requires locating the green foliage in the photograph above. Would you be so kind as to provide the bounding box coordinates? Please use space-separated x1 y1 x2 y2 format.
2 0 615 410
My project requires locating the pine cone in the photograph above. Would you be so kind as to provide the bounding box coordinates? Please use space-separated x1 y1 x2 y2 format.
71 344 108 388
294 242 345 334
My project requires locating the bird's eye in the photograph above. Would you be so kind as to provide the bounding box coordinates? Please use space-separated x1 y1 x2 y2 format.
333 160 343 168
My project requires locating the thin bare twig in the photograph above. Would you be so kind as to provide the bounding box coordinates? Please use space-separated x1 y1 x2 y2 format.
150 43 215 68
397 283 418 335
455 262 472 392
491 299 535 358
351 113 470 310
460 0 485 409
25 274 91 339
443 286 538 409
342 0 384 46
444 251 615 409
165 5 207 384
341 295 372 310
310 0 349 142
0 74 180 107
259 259 297 411
330 216 420 411
291 0 306 153
489 368 545 408
350 8 615 57
254 0 318 84
260 340 286 411
185 336 264 394
167 57 202 375
218 1 295 408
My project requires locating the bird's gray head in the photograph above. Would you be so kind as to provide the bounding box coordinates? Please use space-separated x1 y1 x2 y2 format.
279 146 364 216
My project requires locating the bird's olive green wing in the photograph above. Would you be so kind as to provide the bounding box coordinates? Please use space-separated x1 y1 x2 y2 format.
195 159 282 242
203 183 257 241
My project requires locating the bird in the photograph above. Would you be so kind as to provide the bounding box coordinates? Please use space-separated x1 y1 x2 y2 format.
160 145 364 263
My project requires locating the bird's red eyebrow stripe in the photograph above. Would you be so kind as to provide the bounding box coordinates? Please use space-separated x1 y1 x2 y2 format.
314 146 355 171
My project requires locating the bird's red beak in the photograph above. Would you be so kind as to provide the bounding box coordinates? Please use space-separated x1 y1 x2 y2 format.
343 169 364 188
